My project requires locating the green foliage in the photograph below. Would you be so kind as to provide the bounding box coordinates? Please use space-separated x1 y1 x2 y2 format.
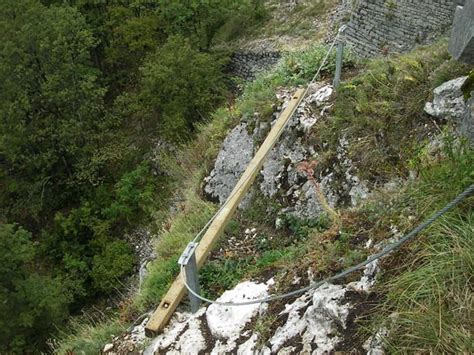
237 43 353 122
379 212 473 353
91 241 136 293
0 0 275 352
0 224 72 353
214 0 268 43
461 70 474 100
281 214 330 243
52 316 124 355
409 138 474 211
200 246 301 299
104 163 155 223
276 44 353 85
200 257 253 296
0 0 106 220
369 142 473 353
137 194 216 308
104 6 163 86
155 0 257 50
45 163 155 298
139 35 226 141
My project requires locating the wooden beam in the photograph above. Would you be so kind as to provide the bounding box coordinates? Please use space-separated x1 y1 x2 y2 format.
145 88 305 337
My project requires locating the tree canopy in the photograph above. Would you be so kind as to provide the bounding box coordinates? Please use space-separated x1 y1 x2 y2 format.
0 0 264 351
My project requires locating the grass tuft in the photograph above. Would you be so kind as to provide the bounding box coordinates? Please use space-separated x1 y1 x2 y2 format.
51 317 124 354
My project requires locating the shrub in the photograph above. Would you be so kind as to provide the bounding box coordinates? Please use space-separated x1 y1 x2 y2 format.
91 241 136 293
276 43 353 85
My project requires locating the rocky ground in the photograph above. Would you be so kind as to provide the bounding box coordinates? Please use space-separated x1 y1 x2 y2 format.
103 235 396 355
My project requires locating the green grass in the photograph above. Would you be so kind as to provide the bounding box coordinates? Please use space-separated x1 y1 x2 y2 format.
237 43 354 125
382 214 473 353
136 194 215 308
315 41 472 183
369 142 474 353
200 245 303 299
51 317 124 354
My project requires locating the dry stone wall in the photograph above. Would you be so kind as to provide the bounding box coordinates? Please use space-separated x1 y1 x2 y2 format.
344 0 465 57
228 51 281 81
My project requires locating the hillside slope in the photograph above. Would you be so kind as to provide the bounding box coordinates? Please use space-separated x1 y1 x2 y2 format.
135 42 473 354
53 2 473 354
56 38 473 353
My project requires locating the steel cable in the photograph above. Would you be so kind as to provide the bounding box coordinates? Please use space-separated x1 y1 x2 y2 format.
182 184 473 306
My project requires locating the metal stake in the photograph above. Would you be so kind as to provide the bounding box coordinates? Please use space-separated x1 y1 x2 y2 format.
333 40 345 88
178 242 201 312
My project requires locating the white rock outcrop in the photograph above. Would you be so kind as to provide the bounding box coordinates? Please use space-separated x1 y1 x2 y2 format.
424 76 468 121
204 123 255 205
425 76 474 144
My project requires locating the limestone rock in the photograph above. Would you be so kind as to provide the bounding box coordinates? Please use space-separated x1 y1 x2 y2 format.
425 76 474 144
424 76 468 121
204 82 371 220
103 343 114 353
143 281 271 354
130 240 389 354
259 84 339 219
206 281 268 340
203 123 255 205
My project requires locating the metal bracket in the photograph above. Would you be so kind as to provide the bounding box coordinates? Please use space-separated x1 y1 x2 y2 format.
178 242 199 266
178 242 201 312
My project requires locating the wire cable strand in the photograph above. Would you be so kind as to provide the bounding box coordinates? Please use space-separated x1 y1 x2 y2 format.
182 184 474 306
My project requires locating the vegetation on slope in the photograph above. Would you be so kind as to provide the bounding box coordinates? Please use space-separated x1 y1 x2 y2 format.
0 0 266 352
55 37 472 353
372 143 473 353
53 41 345 354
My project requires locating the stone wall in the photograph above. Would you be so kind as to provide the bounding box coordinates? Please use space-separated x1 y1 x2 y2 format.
228 51 281 81
344 0 465 57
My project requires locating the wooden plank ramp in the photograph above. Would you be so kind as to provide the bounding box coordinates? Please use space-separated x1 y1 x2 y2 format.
145 88 305 337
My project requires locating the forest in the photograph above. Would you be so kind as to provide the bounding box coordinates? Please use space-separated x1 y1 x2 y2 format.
0 0 264 352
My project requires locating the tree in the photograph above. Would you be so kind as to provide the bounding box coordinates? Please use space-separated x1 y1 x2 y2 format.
103 6 164 89
0 224 72 353
155 0 248 50
0 0 106 222
139 35 226 141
